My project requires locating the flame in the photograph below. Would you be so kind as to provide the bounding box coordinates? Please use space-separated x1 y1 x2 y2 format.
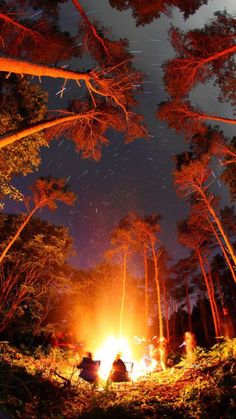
94 335 132 380
93 335 158 382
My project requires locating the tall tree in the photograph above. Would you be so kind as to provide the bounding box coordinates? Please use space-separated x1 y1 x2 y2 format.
109 0 208 26
0 215 73 334
158 99 236 139
163 11 236 99
107 216 136 337
0 176 76 264
0 75 48 203
177 218 221 336
174 157 236 268
126 213 162 339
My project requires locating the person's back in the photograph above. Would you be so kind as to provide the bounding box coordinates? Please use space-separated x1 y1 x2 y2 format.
110 353 130 382
77 352 99 384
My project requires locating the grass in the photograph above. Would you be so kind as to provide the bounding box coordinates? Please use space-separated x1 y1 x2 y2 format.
0 339 235 418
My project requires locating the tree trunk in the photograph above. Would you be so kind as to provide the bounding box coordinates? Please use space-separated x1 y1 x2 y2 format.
0 206 38 264
199 188 236 268
196 247 220 336
208 217 236 283
0 111 100 149
202 45 236 67
161 276 170 341
151 242 163 339
119 251 127 337
0 13 44 40
143 245 149 340
71 0 110 57
199 293 210 345
0 57 90 81
185 275 192 332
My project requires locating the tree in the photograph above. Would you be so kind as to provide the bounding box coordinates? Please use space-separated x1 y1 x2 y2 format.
0 75 48 203
132 214 163 338
0 176 76 264
0 1 147 160
174 157 236 269
158 99 236 139
171 256 196 333
0 215 73 334
107 216 136 337
109 0 208 26
219 138 236 201
163 11 236 98
177 218 221 336
125 213 162 339
0 2 78 63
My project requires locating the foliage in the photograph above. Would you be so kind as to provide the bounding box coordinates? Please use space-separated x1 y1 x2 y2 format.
0 214 74 335
0 339 235 418
109 0 208 26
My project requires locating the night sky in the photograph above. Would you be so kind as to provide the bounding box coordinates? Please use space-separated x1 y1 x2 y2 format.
6 0 236 272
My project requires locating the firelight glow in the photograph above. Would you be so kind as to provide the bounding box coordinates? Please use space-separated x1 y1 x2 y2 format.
94 335 132 379
93 335 158 381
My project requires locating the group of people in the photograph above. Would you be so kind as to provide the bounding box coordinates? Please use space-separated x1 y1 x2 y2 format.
77 352 130 385
77 331 198 385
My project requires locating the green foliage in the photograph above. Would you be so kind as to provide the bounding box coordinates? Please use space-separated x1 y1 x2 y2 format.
0 339 235 418
0 214 75 335
0 76 48 205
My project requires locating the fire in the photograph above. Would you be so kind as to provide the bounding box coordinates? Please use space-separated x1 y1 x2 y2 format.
94 335 132 380
93 335 158 382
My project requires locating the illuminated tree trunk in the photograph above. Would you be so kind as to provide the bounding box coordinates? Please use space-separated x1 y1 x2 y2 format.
185 275 192 332
0 206 38 264
196 247 220 336
199 188 236 269
0 13 44 40
161 275 169 341
71 0 110 57
0 57 90 81
151 242 163 339
207 268 221 336
215 273 224 311
199 293 210 344
0 111 97 149
119 251 127 337
200 45 236 67
208 217 236 283
143 245 149 340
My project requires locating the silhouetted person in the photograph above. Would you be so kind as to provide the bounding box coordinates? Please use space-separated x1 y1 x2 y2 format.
110 352 130 382
77 352 100 384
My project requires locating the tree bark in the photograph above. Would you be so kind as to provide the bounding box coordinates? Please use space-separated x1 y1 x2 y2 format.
0 206 38 264
185 275 192 332
0 111 98 148
119 251 127 337
208 217 236 283
196 247 220 336
71 0 110 57
199 188 236 268
0 57 90 81
151 242 163 339
143 245 149 340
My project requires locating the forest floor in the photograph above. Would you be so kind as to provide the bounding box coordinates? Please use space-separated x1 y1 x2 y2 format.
0 339 235 418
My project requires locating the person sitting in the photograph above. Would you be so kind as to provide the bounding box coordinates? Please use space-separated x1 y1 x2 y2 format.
109 352 130 382
77 352 100 384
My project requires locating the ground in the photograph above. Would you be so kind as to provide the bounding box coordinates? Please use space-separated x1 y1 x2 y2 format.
0 340 235 418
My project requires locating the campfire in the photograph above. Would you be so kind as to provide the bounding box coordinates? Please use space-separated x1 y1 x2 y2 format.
93 335 158 382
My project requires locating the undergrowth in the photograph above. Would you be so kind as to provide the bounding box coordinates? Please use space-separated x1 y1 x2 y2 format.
0 339 235 418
